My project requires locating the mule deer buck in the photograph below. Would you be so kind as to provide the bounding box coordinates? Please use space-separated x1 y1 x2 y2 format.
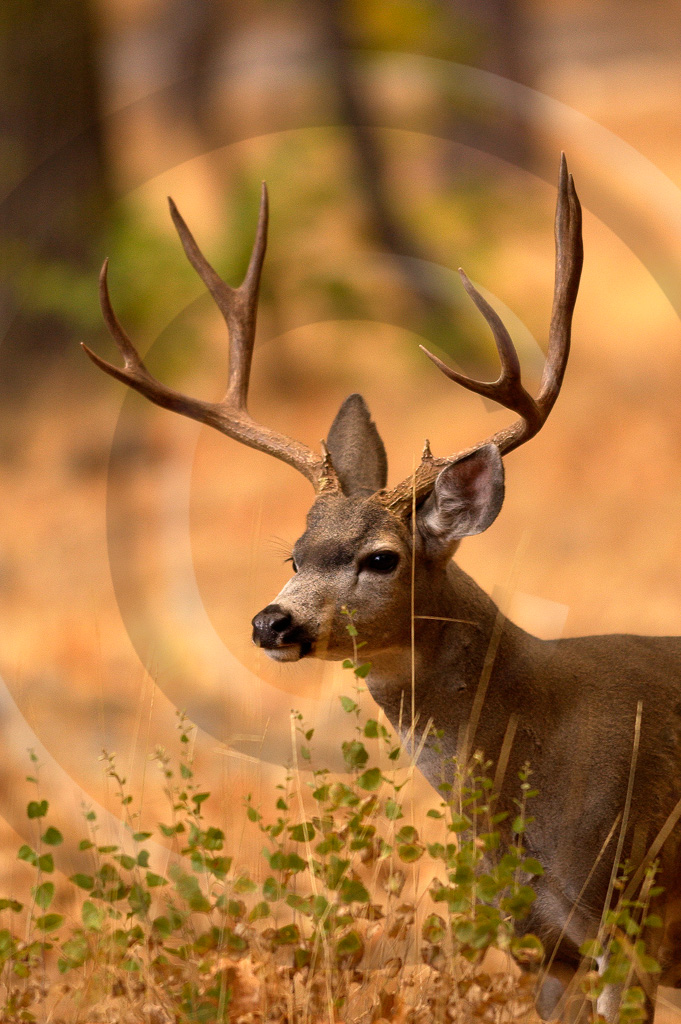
84 157 681 1019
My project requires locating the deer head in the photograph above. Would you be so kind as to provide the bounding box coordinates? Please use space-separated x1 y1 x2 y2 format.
83 157 582 664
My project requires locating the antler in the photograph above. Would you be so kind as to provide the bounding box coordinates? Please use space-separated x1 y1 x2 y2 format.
82 184 338 493
379 153 583 515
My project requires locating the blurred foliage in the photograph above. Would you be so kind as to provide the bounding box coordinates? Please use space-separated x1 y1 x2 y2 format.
347 0 479 62
0 631 662 1023
2 0 538 396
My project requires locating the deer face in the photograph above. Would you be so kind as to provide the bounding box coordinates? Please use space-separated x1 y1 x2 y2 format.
252 494 413 661
251 396 505 662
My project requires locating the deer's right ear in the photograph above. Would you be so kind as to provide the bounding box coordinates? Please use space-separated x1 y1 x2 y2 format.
326 394 388 497
417 444 504 554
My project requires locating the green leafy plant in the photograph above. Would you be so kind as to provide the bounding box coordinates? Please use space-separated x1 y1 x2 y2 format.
0 626 661 1024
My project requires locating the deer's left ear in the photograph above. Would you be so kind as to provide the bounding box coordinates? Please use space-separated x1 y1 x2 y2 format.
417 444 504 553
326 394 388 497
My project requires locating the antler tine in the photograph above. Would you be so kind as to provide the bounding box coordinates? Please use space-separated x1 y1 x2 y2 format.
83 190 330 491
378 155 583 515
421 269 521 393
168 182 268 410
81 260 158 389
538 153 583 413
419 269 542 444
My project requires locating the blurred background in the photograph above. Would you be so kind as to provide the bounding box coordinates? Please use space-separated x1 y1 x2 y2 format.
1 0 681 915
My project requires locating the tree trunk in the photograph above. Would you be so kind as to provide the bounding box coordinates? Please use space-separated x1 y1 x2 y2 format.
0 0 109 397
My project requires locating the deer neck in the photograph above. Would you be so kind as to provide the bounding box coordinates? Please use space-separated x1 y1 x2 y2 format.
365 560 547 774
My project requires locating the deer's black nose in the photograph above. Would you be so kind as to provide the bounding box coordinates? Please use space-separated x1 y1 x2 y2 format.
252 604 294 647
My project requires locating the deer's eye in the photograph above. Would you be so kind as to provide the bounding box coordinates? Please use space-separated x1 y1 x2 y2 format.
285 556 298 573
362 550 399 574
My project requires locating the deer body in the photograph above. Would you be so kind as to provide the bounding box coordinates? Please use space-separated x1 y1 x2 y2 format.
267 483 681 997
85 156 681 1018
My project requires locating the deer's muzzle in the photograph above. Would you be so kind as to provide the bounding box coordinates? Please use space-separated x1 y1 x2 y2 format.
251 604 313 661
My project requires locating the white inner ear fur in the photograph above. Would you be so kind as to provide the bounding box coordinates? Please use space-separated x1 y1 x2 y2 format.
418 443 505 547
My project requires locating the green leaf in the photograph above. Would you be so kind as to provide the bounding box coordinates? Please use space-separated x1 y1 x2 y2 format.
275 923 300 945
133 832 152 842
170 868 211 913
294 947 312 970
33 882 54 911
116 854 136 870
357 767 382 791
289 821 315 842
580 939 604 960
145 872 167 888
233 875 257 894
27 800 48 819
60 934 89 969
225 927 248 953
328 782 359 807
364 719 388 739
312 894 329 919
339 879 370 904
396 825 418 843
0 899 22 913
454 919 475 944
17 845 36 865
398 844 424 863
286 894 311 914
342 739 369 770
354 662 371 678
81 900 105 932
422 913 446 944
69 873 94 891
510 934 544 964
248 901 270 922
37 854 54 873
385 799 403 821
263 876 281 902
339 695 359 713
285 852 307 873
336 929 363 959
41 827 63 846
159 823 182 837
137 850 150 868
521 857 543 876
35 913 63 932
316 833 343 855
502 885 537 918
78 840 94 851
449 813 471 833
152 916 172 939
128 884 151 918
221 898 245 919
207 855 232 879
